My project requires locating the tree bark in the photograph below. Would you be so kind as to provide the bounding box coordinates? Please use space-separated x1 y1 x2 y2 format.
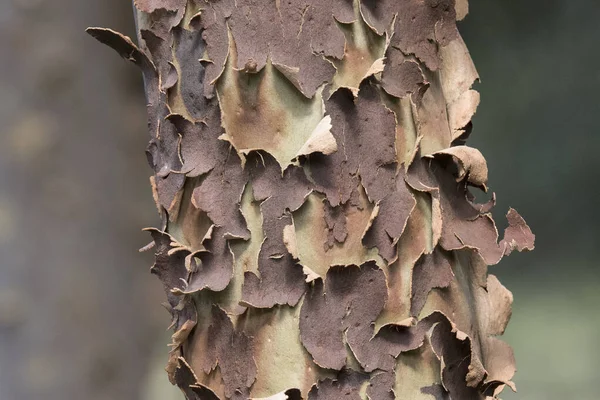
89 0 535 398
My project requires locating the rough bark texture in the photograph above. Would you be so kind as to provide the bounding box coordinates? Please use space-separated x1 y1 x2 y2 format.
89 0 535 398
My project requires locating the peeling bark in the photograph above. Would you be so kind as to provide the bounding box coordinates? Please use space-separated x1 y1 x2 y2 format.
88 0 535 398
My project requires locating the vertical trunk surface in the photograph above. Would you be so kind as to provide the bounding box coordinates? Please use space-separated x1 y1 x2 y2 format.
89 1 534 399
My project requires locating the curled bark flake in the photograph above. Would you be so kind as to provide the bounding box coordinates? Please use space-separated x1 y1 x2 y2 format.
407 157 503 265
366 371 395 400
147 110 183 177
139 7 186 40
484 275 513 337
147 228 189 301
167 177 214 255
413 70 454 154
147 228 198 381
430 145 488 191
359 0 397 35
295 116 337 159
500 208 535 256
86 27 156 76
476 274 517 393
480 337 516 396
248 153 313 218
150 172 185 217
86 28 167 146
455 0 469 21
429 317 482 400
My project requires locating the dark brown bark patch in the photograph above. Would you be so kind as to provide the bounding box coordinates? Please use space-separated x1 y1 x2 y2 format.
179 226 235 293
141 29 176 92
430 317 482 400
240 153 312 308
309 83 397 206
299 262 387 370
381 47 428 100
192 152 250 240
173 27 210 120
323 201 348 250
362 171 416 262
365 371 395 400
359 0 397 35
410 247 455 317
241 214 306 308
307 370 368 400
393 0 458 71
147 106 182 177
194 0 354 98
406 156 505 265
167 112 224 178
174 357 221 400
202 306 257 399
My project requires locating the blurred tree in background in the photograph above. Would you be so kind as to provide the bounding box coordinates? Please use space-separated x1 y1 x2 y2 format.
0 1 167 399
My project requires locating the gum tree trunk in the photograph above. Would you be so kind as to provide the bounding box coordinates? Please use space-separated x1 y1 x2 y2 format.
88 1 534 399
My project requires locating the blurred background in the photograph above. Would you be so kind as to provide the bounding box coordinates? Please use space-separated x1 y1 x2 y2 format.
0 0 597 399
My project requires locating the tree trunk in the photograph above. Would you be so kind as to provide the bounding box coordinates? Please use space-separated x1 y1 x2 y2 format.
0 1 163 399
88 0 534 398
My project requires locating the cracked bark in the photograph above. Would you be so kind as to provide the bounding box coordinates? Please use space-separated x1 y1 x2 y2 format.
89 0 535 398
